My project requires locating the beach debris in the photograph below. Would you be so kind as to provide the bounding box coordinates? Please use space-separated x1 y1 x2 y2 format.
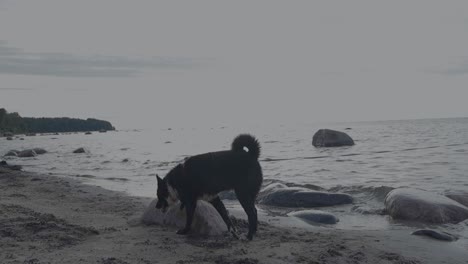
140 199 228 236
288 209 339 224
73 147 87 154
258 183 353 207
385 188 468 224
411 229 458 241
312 129 355 147
17 149 37 158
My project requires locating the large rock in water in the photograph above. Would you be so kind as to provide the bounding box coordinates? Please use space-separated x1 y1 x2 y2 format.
312 129 354 147
258 183 353 207
288 210 339 224
17 149 37 158
140 199 228 236
73 147 87 154
385 188 468 224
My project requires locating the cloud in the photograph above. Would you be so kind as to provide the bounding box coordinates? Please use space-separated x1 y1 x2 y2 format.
428 57 468 76
0 87 32 91
0 41 199 78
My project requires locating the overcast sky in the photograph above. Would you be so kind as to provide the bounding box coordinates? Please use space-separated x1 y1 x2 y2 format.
1 0 468 129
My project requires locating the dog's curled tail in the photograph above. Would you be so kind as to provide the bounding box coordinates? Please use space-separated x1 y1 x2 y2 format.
231 134 261 159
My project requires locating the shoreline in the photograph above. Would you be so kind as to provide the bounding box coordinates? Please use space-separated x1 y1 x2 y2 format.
1 167 467 263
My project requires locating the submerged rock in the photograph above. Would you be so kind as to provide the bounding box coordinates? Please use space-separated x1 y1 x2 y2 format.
312 129 354 147
258 183 353 207
411 229 458 242
4 150 19 157
17 149 37 158
33 148 47 155
73 148 87 154
0 160 22 171
85 132 92 135
6 137 13 140
289 210 339 224
385 188 468 224
141 199 228 236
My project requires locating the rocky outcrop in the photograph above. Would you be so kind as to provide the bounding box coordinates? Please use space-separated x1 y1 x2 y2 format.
140 199 227 236
258 183 353 207
288 210 339 224
312 129 354 147
385 188 468 224
73 148 87 154
17 149 37 158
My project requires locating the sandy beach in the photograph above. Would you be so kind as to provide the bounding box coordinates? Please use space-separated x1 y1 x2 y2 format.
1 167 467 264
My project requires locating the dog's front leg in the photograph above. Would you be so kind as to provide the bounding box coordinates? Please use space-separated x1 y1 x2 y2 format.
177 200 196 235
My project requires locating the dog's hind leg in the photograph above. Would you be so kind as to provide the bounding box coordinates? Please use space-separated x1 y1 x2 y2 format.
177 199 196 235
236 192 258 240
210 196 238 238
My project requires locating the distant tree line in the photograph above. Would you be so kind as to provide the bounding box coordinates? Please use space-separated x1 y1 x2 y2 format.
0 108 115 134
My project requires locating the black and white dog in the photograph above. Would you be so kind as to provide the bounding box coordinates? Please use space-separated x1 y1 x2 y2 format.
155 134 263 240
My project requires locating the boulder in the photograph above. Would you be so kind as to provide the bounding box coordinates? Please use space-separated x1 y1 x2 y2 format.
6 137 13 140
4 150 19 157
288 210 339 224
258 183 353 207
385 188 468 224
312 129 354 147
33 148 47 155
73 147 87 154
411 229 458 242
18 149 37 158
141 199 228 236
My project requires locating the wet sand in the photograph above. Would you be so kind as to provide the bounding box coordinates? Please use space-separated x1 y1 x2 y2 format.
1 167 467 264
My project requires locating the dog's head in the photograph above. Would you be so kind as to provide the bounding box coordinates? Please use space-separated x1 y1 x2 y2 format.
155 175 170 212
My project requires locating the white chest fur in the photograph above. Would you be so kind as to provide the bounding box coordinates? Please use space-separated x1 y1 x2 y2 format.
167 185 179 205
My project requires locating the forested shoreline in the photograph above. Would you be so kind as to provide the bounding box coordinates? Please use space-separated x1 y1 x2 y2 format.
0 108 115 134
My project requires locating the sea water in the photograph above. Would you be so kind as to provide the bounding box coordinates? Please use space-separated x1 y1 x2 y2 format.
2 118 468 240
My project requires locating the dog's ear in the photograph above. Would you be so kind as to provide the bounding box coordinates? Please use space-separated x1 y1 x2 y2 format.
156 174 162 183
